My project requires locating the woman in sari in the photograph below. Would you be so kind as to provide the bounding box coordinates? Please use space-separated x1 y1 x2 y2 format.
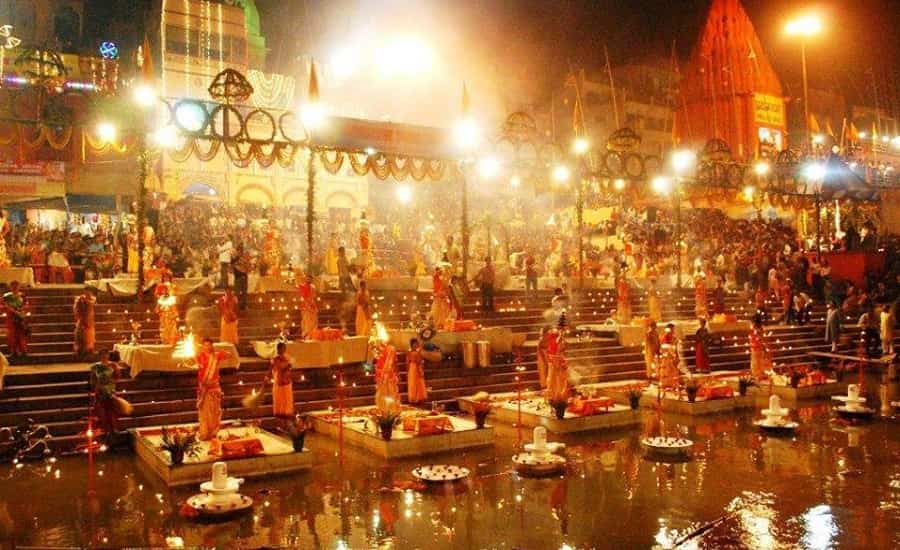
355 281 373 338
270 342 294 418
197 338 229 440
406 338 427 404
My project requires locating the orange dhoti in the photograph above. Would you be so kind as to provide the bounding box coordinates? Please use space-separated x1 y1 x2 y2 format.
159 308 179 345
197 388 222 441
546 354 569 401
272 381 294 418
644 349 658 379
536 349 549 388
301 309 318 340
74 321 95 355
658 350 679 388
750 348 769 380
431 295 451 328
407 362 427 403
220 318 238 344
355 306 372 339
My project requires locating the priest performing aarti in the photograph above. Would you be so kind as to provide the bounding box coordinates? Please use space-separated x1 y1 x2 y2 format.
430 266 452 328
357 214 374 278
374 340 401 414
262 221 282 276
616 273 632 324
545 315 569 404
644 321 661 379
694 271 708 319
196 337 231 440
217 287 239 345
298 275 319 339
269 342 294 419
749 319 771 380
406 338 427 404
658 324 680 389
355 281 373 338
156 283 179 345
73 286 97 357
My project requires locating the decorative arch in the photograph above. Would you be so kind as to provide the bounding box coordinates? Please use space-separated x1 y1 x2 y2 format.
183 182 220 199
282 186 307 207
235 183 274 206
325 190 358 211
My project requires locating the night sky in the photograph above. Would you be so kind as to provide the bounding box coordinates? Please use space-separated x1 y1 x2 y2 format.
87 0 900 107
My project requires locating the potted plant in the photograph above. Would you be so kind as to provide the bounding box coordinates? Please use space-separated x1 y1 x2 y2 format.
548 398 568 419
738 375 755 397
626 388 642 410
159 426 200 466
684 379 701 403
372 409 401 441
282 415 310 452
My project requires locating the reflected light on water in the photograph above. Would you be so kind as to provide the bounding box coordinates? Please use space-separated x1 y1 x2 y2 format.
802 504 837 550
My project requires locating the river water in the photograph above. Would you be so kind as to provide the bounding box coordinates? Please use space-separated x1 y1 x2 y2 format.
1 389 899 549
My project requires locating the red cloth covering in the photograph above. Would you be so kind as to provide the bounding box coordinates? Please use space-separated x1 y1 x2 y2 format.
402 414 453 435
698 384 734 400
311 328 343 341
220 437 264 458
568 397 615 415
805 370 827 385
452 320 477 332
724 314 738 323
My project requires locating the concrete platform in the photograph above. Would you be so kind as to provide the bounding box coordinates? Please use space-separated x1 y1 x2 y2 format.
309 406 494 459
132 422 312 486
458 392 642 433
636 387 754 415
704 371 849 402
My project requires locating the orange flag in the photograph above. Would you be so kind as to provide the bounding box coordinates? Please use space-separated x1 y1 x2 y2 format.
809 114 820 134
825 119 835 137
140 33 154 81
308 61 320 103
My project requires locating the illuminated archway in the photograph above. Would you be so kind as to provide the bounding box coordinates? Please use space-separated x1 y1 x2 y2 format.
236 183 274 206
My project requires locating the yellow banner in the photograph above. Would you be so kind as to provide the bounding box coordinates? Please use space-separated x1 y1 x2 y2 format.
754 94 785 126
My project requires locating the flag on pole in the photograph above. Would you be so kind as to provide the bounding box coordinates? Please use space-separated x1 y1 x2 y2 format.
140 33 154 80
848 122 859 143
809 114 821 134
308 60 320 103
872 122 878 142
825 119 835 137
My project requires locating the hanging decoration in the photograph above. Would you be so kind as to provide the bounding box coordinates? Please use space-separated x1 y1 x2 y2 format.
208 68 254 104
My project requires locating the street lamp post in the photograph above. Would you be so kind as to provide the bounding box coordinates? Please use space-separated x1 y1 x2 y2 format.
572 137 589 291
669 150 696 289
786 14 823 152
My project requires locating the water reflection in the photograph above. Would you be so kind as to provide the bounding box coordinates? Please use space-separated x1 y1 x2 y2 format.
0 402 898 548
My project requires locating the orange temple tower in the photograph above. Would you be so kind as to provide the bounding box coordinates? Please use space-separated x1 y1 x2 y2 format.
675 0 787 160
